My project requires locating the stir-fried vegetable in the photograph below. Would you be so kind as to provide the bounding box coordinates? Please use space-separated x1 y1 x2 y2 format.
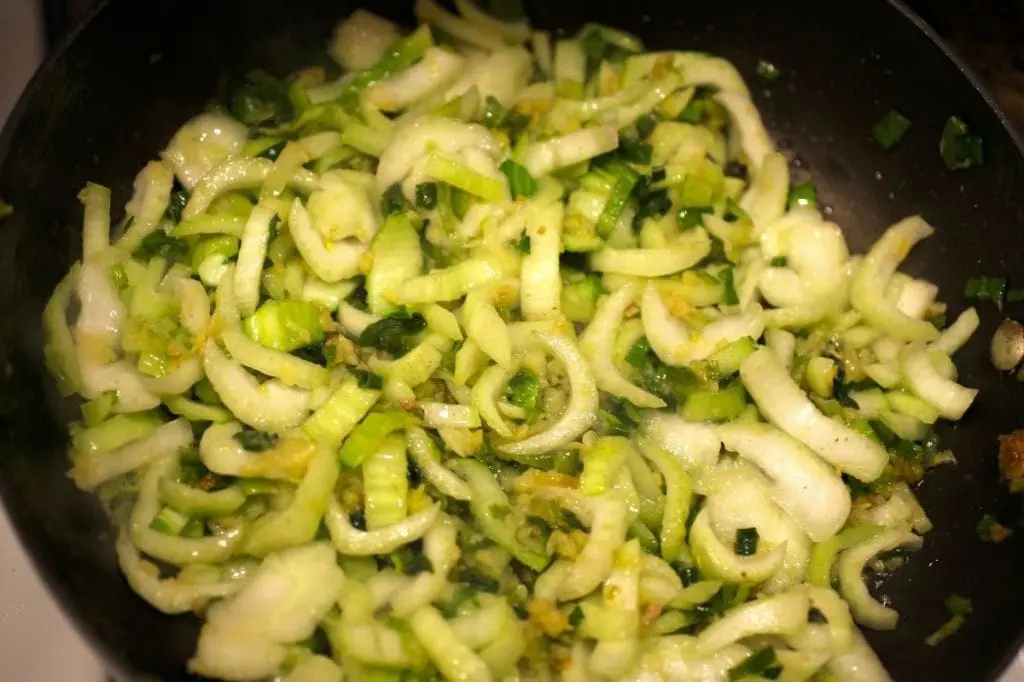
42 4 981 681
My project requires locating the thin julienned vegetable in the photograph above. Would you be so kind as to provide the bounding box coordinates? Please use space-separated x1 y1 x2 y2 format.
41 3 981 680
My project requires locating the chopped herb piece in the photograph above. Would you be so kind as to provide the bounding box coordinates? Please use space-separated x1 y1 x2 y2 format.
234 428 279 452
165 187 189 223
137 230 189 262
636 112 660 140
637 188 672 220
618 137 653 164
481 96 530 137
964 275 1006 308
568 604 585 628
678 86 717 125
357 310 427 356
925 594 973 646
505 369 541 420
389 543 431 575
381 184 408 216
872 110 912 150
728 647 779 681
940 115 984 170
769 256 788 267
677 206 712 229
349 509 367 531
734 527 759 556
787 180 818 209
499 159 538 199
625 337 652 368
719 266 739 305
977 514 1013 543
723 197 749 223
415 182 438 209
352 369 384 389
756 60 781 81
516 234 531 254
676 564 700 587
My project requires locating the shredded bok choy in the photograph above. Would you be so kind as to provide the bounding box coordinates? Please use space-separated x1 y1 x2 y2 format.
42 3 980 681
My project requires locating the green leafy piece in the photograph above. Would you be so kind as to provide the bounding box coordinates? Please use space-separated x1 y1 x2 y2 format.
388 543 432 575
977 514 1013 543
769 256 787 267
871 110 912 150
617 137 653 165
675 564 700 587
357 310 427 357
505 369 541 421
637 188 672 221
596 161 640 237
234 428 279 452
165 188 189 223
516 234 531 254
964 275 1006 309
481 96 530 137
381 184 409 216
734 527 759 556
719 266 739 305
940 115 984 170
137 230 188 262
568 604 585 628
755 60 781 81
635 112 660 140
499 159 538 199
677 206 712 230
625 337 652 368
415 182 438 209
723 197 748 223
229 69 292 125
728 647 780 681
678 86 717 124
787 180 817 209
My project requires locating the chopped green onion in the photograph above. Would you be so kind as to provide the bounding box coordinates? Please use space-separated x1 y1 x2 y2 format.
625 337 652 368
150 506 190 536
786 180 817 209
136 230 188 262
964 275 1006 309
678 87 716 125
596 161 639 237
977 514 1013 543
617 137 653 165
734 527 759 556
516 234 531 254
871 110 912 150
415 182 438 209
755 60 781 81
234 428 279 452
769 256 787 267
719 266 739 305
677 206 712 230
165 189 189 224
357 310 428 356
481 96 530 137
637 188 672 220
499 159 538 199
635 112 660 140
382 184 409 216
940 115 984 170
723 197 748 223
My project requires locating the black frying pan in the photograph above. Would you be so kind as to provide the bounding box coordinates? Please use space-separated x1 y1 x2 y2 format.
1 0 1023 680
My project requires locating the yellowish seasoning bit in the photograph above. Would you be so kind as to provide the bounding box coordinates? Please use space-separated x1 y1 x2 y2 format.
624 304 640 319
599 68 621 96
548 530 579 559
407 485 432 513
294 66 326 88
397 397 418 412
642 603 662 626
358 251 374 274
527 598 572 636
652 55 674 79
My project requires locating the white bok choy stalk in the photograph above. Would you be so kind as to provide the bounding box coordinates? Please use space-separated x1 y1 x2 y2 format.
117 161 174 253
288 198 368 283
161 113 247 191
580 281 665 408
328 10 401 72
717 421 852 541
200 422 319 479
899 342 977 420
72 418 192 491
932 306 979 356
696 587 811 654
377 116 501 190
740 348 888 482
188 543 344 681
182 157 317 220
325 498 440 555
521 126 619 177
837 528 923 630
444 46 534 108
641 282 764 366
850 216 940 342
202 341 311 433
590 226 711 277
499 331 598 456
367 47 465 112
641 411 721 471
758 208 851 328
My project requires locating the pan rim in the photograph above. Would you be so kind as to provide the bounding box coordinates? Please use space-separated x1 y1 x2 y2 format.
0 1 1022 680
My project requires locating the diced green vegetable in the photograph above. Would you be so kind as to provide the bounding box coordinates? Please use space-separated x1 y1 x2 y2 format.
940 115 984 170
499 160 538 199
871 110 912 150
733 527 759 556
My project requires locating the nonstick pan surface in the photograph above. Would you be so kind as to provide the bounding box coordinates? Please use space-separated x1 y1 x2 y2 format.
1 0 1024 680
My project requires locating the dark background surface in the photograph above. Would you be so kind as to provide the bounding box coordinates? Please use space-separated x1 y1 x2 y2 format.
4 1 1024 681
